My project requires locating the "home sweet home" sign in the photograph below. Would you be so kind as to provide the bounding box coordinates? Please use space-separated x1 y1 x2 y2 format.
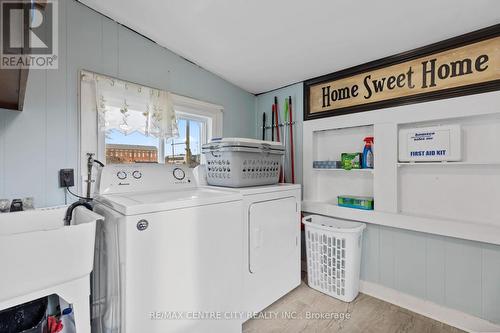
304 24 500 120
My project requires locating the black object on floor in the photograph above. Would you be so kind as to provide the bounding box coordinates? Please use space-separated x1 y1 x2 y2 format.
0 297 48 333
9 199 23 212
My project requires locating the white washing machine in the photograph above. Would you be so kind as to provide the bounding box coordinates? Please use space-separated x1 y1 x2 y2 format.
93 164 244 333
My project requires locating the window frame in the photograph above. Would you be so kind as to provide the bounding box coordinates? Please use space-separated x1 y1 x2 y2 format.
164 96 223 165
171 94 223 140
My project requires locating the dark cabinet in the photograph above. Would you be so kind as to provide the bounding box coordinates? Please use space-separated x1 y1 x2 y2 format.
0 67 29 111
0 0 48 111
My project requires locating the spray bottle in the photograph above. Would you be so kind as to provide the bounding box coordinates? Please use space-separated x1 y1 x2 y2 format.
362 137 374 169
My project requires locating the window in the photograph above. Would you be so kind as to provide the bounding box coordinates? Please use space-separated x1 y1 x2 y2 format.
103 113 209 167
79 71 223 177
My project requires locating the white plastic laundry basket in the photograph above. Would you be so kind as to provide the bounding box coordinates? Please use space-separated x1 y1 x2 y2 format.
303 215 366 302
202 138 285 187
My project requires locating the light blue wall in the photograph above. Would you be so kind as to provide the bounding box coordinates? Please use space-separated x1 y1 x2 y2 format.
254 83 303 186
0 0 255 208
257 85 500 325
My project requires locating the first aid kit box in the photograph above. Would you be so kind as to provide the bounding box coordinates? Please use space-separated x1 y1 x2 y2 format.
399 125 462 162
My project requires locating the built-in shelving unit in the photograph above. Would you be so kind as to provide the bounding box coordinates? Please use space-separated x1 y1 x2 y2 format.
310 125 375 205
302 91 500 245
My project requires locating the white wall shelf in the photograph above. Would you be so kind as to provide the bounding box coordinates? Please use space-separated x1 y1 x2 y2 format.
313 168 374 174
397 162 500 167
302 200 500 246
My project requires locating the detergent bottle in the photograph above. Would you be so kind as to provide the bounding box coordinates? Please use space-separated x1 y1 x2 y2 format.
362 137 374 169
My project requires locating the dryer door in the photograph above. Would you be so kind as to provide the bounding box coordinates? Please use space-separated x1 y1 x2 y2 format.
249 196 297 273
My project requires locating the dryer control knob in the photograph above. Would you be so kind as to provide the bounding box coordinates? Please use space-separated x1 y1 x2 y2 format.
132 170 142 179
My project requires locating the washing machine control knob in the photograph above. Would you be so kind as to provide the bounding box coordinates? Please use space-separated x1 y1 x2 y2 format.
117 171 127 180
173 168 185 180
132 170 142 179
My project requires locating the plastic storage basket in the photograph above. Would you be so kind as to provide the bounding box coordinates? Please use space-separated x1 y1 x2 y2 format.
202 138 285 187
303 215 366 302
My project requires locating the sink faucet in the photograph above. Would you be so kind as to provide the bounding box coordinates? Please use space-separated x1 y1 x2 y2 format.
64 200 93 226
64 153 104 225
86 153 105 199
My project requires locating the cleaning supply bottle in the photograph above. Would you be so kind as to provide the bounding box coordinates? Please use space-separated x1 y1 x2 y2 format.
58 298 76 333
362 137 374 169
60 307 76 333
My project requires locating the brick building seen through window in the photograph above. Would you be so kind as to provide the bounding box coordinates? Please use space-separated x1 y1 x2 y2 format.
106 144 158 164
105 118 204 166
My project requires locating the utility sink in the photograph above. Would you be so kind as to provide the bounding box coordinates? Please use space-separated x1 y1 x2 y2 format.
0 206 102 306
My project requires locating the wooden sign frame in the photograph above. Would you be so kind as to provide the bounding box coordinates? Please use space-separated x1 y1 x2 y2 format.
304 24 500 121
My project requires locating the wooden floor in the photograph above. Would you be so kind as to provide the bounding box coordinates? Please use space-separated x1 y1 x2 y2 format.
243 281 464 333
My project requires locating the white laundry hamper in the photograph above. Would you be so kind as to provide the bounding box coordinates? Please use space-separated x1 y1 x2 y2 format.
303 215 366 302
202 138 285 187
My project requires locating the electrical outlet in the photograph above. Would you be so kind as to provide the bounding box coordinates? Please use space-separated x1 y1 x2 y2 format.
59 169 75 188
